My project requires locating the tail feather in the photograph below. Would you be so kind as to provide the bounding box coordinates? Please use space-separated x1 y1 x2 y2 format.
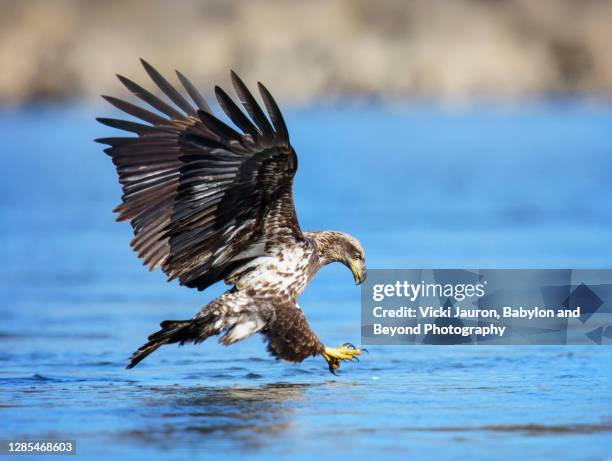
126 315 216 369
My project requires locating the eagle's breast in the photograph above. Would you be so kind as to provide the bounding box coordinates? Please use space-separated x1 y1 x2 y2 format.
229 240 318 300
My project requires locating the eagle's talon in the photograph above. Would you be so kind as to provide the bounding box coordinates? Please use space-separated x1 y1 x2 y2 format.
322 343 363 373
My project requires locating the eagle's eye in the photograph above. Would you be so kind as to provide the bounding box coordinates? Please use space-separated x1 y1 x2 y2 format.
353 251 362 260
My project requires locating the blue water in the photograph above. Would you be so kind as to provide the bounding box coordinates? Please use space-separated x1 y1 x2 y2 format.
1 103 611 460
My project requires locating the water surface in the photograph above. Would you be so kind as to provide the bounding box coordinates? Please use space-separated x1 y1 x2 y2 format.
1 103 611 460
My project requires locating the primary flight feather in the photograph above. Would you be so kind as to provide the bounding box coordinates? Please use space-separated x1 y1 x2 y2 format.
97 59 367 373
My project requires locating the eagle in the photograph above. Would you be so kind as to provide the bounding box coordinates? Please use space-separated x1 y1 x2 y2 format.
96 59 367 374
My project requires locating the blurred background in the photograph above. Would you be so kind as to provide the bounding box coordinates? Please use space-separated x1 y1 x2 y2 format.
1 1 611 460
2 0 612 105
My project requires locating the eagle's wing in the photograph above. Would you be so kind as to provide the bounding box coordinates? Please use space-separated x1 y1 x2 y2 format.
97 60 302 291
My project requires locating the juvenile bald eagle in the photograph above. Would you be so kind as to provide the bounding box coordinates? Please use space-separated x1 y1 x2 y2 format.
96 60 366 373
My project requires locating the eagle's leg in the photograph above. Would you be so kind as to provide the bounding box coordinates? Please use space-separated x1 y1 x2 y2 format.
322 342 363 374
262 303 363 374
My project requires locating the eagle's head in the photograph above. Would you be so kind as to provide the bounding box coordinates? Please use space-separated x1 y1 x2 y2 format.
309 231 367 285
341 233 367 285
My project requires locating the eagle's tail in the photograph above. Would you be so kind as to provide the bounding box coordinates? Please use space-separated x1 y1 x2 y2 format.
126 315 216 369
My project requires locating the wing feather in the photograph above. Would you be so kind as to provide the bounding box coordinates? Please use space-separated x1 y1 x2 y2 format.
215 86 260 140
101 95 167 125
176 70 212 113
96 117 151 134
117 74 184 119
257 82 289 144
140 59 196 116
230 70 274 142
197 109 244 143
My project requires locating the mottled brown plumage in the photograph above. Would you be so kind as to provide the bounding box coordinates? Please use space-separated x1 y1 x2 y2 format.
97 60 366 373
263 302 325 362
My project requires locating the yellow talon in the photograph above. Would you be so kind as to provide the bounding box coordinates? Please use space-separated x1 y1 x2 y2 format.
322 342 363 374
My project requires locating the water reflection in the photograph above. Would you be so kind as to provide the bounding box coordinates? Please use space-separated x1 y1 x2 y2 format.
123 383 312 450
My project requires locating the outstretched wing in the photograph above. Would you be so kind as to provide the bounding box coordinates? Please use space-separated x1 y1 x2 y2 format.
97 60 303 291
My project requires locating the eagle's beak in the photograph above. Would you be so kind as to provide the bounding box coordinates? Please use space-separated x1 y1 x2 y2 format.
350 260 367 285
